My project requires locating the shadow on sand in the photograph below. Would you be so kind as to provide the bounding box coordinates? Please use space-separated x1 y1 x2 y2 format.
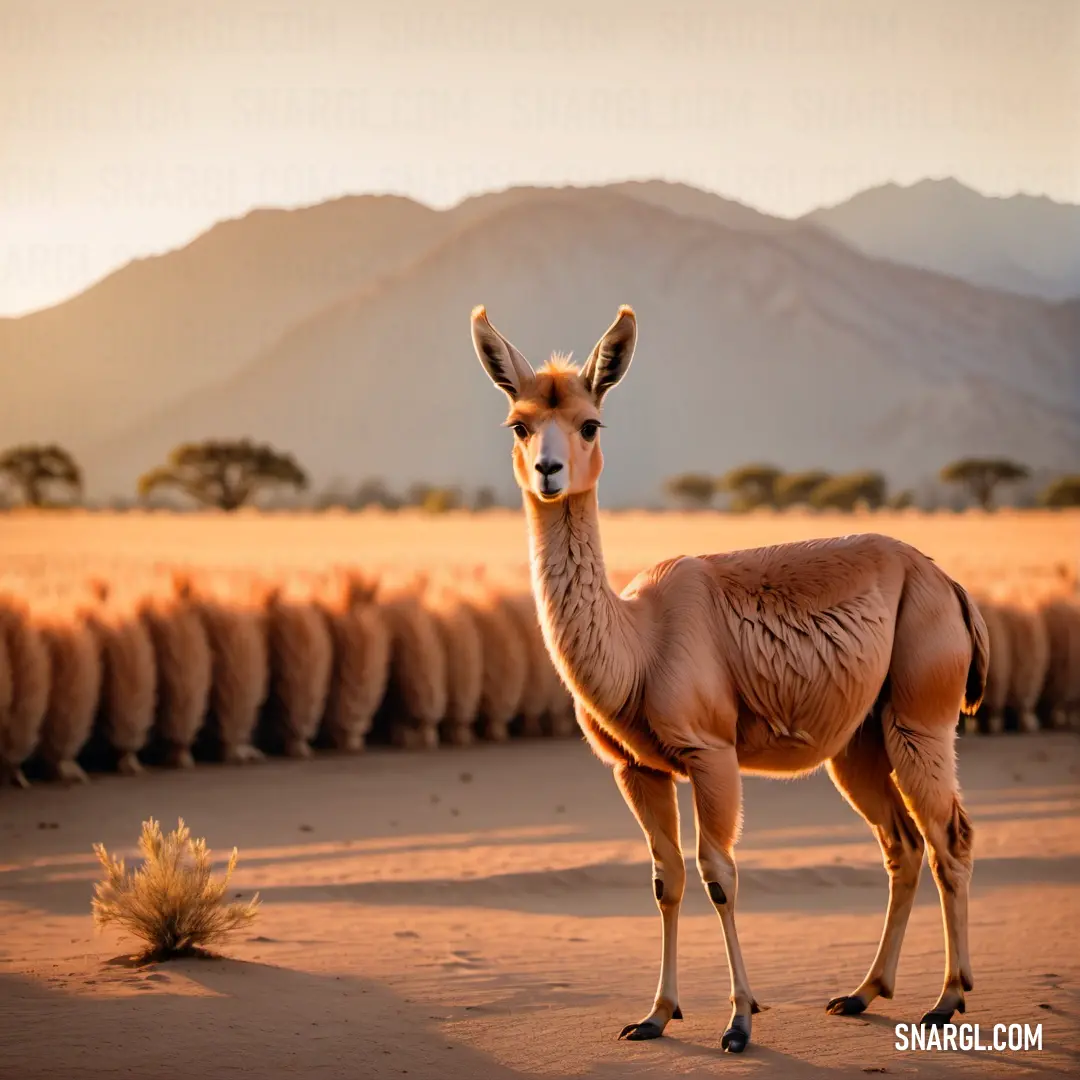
0 953 897 1080
4 850 1079 921
0 955 529 1079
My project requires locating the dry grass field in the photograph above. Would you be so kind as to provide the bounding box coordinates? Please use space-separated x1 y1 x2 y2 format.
2 506 1077 584
1 507 1078 1077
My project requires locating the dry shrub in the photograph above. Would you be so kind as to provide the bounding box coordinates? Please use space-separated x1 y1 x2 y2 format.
92 817 259 961
423 577 483 746
314 571 391 752
193 575 268 765
138 573 213 768
1037 595 1080 728
372 573 447 749
259 580 333 757
462 582 527 742
35 602 102 783
83 587 157 775
993 593 1051 732
0 595 51 787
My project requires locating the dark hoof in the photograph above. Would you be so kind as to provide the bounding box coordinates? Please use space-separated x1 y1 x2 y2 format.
618 1021 664 1041
722 1015 751 1053
672 1005 683 1020
826 995 867 1016
2 766 30 789
721 1028 748 1053
919 1010 954 1028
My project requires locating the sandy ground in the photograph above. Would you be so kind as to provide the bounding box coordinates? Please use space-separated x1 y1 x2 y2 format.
1 733 1078 1079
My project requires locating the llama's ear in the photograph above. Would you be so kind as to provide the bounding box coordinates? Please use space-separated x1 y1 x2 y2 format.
582 305 636 404
471 305 535 401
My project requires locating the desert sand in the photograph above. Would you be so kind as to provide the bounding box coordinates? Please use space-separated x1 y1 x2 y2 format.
1 731 1078 1078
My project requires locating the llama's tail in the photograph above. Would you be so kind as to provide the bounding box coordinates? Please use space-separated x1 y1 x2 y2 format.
951 579 989 715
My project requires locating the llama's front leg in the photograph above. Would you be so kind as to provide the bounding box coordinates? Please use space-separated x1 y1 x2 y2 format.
612 763 686 1041
685 745 761 1054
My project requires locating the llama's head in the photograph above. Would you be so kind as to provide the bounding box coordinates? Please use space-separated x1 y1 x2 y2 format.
470 305 636 503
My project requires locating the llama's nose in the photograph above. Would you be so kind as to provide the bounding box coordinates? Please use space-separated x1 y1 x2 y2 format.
535 459 564 477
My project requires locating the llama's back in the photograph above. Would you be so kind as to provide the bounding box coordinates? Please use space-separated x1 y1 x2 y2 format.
623 538 907 771
629 534 981 773
697 533 986 716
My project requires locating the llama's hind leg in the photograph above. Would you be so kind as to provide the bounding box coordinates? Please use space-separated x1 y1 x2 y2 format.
613 763 686 1041
825 713 925 1016
883 707 974 1026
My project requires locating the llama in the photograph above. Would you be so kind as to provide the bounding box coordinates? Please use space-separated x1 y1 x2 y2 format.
990 592 1050 733
314 569 391 753
139 574 213 768
35 601 102 783
0 594 51 787
259 580 334 758
1038 595 1080 728
191 574 268 765
501 590 551 738
471 304 988 1053
372 573 448 750
971 596 1010 734
461 578 528 742
423 575 484 746
83 583 157 776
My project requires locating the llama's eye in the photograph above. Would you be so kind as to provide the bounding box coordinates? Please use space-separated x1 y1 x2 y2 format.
510 423 529 440
580 421 601 441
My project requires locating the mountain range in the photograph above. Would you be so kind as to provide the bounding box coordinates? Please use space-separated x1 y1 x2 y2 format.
808 179 1080 302
2 178 1077 506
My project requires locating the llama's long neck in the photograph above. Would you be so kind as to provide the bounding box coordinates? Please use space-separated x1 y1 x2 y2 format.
523 489 645 718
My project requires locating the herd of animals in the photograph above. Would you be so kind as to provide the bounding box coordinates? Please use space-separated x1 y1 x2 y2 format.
0 562 1077 790
0 564 581 788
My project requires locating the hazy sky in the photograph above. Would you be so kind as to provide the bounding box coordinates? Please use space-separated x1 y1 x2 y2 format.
2 0 1077 315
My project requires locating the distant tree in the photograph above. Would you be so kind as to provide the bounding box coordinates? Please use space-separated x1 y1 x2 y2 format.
664 473 717 509
773 470 832 509
716 464 781 511
351 478 401 510
886 489 915 511
313 477 352 510
421 486 463 514
810 471 887 511
1039 475 1080 508
0 443 82 507
471 486 498 511
404 482 433 508
939 457 1029 510
138 439 307 511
